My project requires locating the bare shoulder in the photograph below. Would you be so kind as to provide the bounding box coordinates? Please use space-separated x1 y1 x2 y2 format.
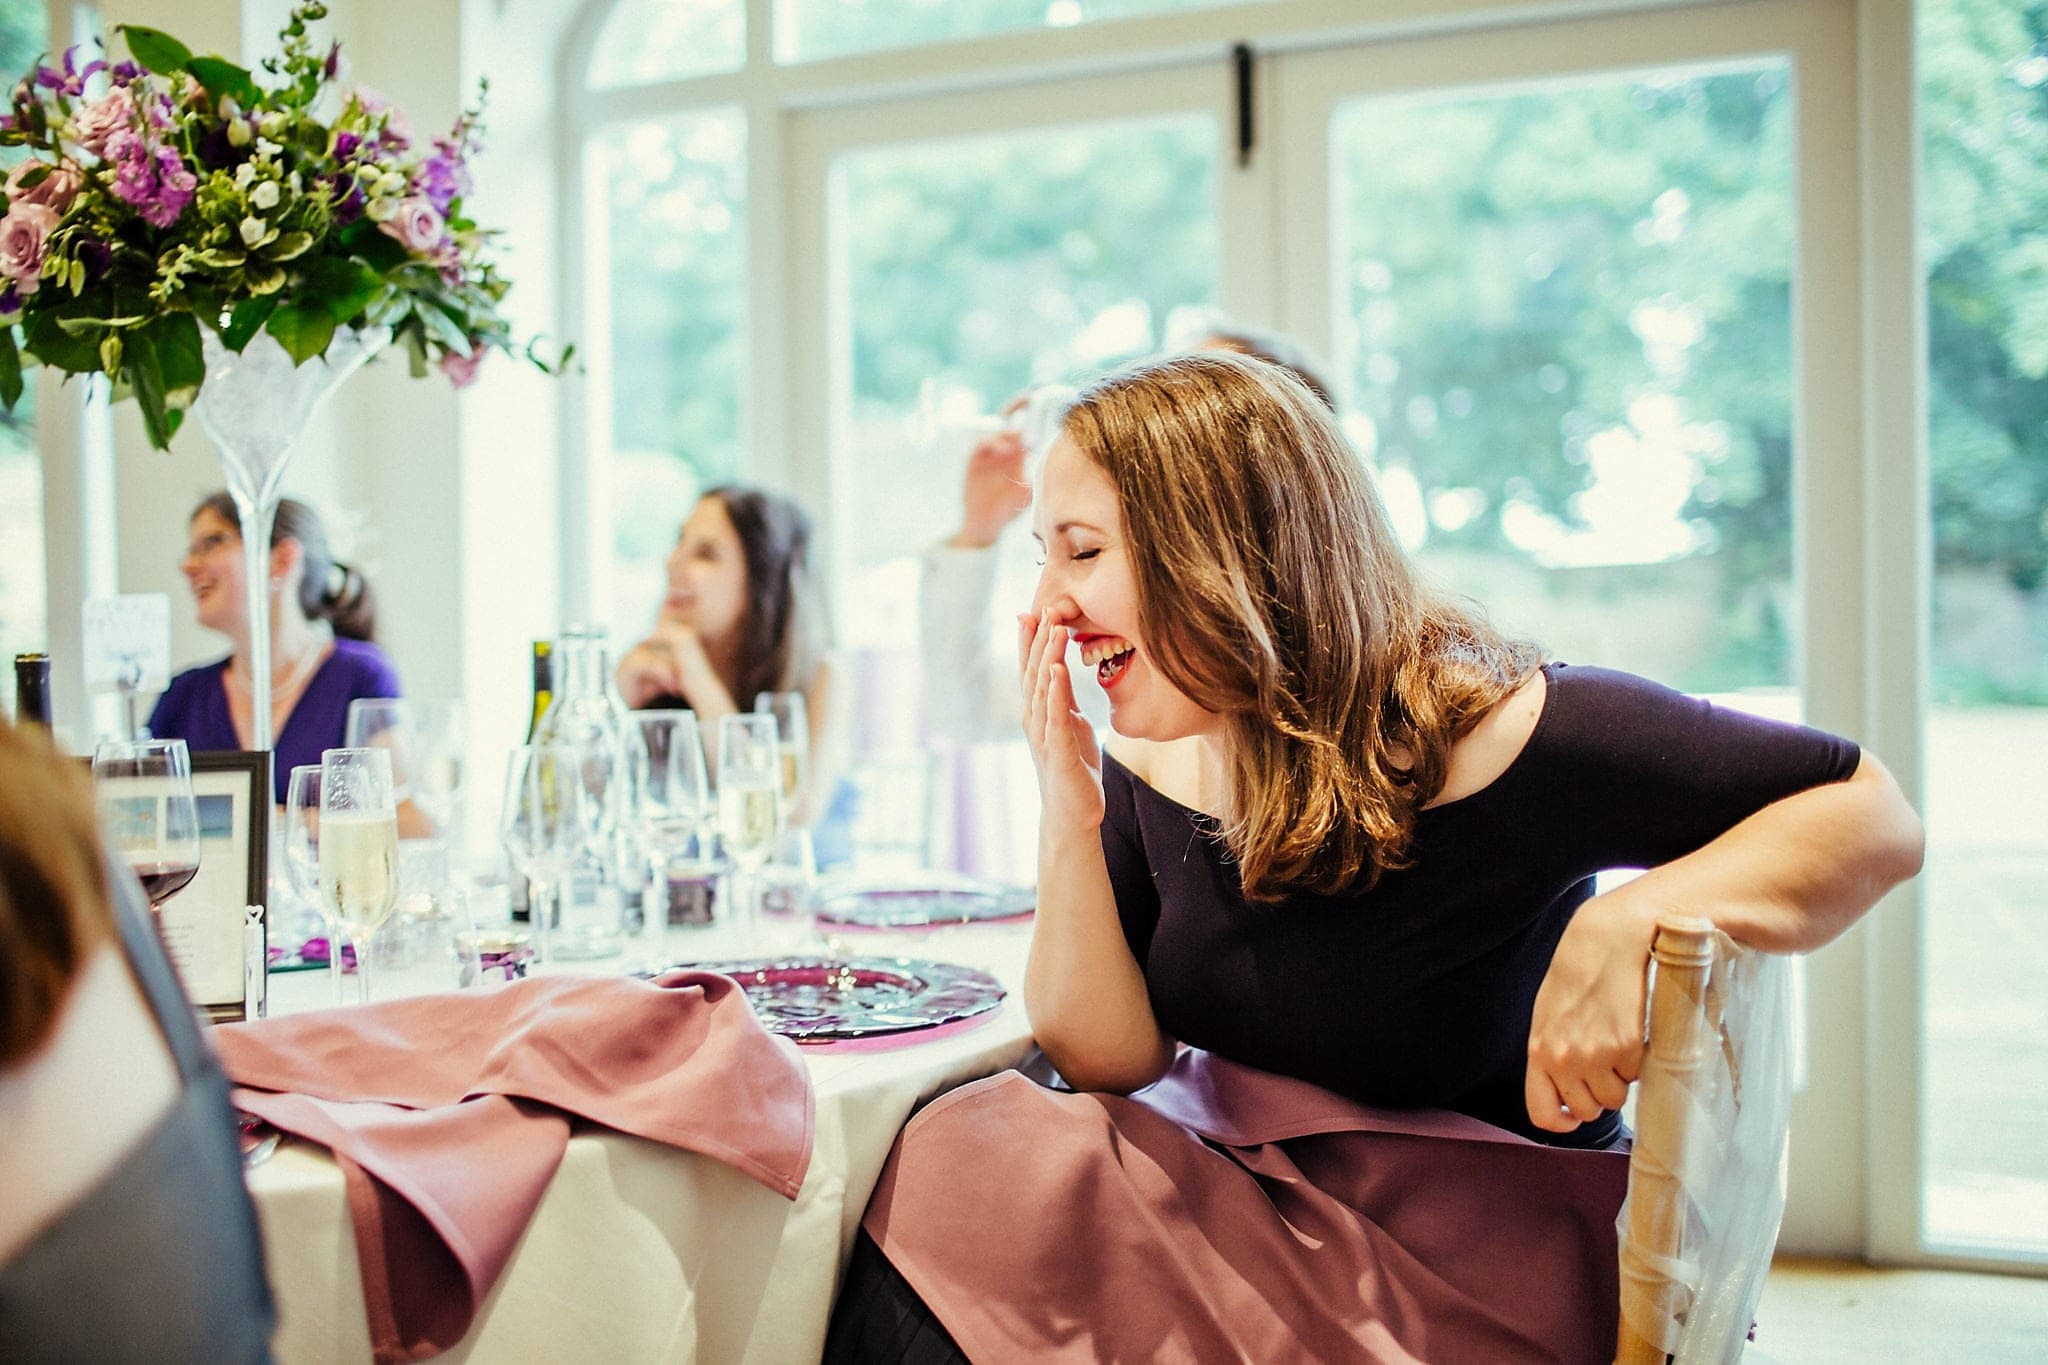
1429 667 1550 808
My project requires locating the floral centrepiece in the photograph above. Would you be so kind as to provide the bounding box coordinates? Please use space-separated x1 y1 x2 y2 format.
0 2 563 449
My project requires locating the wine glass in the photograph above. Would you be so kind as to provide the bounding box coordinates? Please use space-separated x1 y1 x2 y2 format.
499 744 584 964
319 747 401 1005
93 738 201 913
346 699 416 800
282 764 344 1005
716 714 783 942
753 690 809 823
632 711 709 963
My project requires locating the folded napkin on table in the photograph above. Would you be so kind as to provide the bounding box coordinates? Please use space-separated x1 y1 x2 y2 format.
216 970 813 1365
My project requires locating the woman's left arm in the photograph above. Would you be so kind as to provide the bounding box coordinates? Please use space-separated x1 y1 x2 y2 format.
1525 752 1923 1133
795 658 852 828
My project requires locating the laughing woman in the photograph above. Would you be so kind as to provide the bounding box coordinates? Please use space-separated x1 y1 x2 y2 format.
149 494 400 805
827 352 1924 1361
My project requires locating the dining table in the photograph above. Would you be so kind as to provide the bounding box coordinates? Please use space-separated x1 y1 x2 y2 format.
243 913 1039 1363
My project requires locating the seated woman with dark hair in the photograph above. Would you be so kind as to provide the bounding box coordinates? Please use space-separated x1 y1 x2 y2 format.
149 492 401 804
617 484 855 866
0 718 273 1359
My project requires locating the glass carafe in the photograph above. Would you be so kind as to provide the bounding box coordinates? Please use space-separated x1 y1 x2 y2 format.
530 628 642 959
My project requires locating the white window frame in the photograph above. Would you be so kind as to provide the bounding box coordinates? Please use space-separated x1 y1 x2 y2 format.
557 0 2004 1273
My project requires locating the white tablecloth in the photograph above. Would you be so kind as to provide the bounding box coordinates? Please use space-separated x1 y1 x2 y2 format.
247 921 1038 1363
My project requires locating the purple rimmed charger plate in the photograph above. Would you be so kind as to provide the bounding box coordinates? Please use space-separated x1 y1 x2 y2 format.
676 956 1007 1041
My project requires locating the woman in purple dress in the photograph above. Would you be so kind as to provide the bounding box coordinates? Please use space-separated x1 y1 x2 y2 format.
148 494 402 804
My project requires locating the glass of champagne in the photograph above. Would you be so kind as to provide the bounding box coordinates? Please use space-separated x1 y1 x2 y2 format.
499 744 584 964
633 711 709 963
93 738 201 913
717 714 783 942
282 764 344 1005
319 747 401 1005
753 690 809 824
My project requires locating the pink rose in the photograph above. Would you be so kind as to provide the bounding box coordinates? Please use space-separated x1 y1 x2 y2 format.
5 158 82 215
377 195 445 254
0 201 59 294
72 86 135 158
438 347 483 389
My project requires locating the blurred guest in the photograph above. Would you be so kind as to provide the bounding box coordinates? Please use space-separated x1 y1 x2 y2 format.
616 485 854 865
827 352 1924 1360
150 493 401 804
917 316 1338 742
0 717 273 1359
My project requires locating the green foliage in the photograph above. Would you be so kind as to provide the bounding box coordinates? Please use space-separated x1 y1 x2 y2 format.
0 2 562 451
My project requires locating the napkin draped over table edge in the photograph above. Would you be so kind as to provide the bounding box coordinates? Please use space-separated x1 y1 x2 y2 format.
218 970 814 1365
863 1048 1632 1364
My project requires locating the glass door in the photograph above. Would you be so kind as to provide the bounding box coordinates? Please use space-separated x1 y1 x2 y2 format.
1273 0 1875 1248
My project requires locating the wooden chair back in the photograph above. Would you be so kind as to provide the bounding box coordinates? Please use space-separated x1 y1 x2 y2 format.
1615 916 1788 1364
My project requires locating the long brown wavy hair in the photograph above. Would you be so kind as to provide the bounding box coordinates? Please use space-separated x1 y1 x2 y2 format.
1061 351 1540 901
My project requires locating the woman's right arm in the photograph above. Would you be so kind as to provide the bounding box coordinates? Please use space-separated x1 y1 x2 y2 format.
1019 610 1175 1093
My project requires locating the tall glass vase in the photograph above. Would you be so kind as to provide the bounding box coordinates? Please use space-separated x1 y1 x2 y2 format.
190 325 388 751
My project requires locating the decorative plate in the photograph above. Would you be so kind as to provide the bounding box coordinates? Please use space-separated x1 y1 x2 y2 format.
677 956 1007 1041
813 883 1035 930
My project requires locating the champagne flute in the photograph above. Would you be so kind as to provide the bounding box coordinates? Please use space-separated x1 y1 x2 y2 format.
499 744 583 964
633 711 709 963
319 747 400 1005
753 690 809 823
717 714 783 942
93 738 202 912
282 764 344 1005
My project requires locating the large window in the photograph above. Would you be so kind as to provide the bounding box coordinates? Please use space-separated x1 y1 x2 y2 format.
0 0 45 721
567 0 2038 1268
1919 0 2048 1255
583 110 747 641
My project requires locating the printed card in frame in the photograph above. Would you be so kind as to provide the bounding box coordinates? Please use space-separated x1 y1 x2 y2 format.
99 750 270 1023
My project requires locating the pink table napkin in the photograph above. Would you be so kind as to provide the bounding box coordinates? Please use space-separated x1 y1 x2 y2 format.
217 970 813 1364
865 1049 1629 1363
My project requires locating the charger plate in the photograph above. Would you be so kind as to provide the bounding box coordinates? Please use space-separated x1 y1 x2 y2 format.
675 956 1006 1041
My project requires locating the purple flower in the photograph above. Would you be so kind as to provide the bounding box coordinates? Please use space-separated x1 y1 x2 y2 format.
72 86 135 158
75 236 111 285
4 158 82 215
332 130 360 161
439 346 483 389
0 201 59 294
327 173 366 225
377 194 445 254
108 60 144 86
415 139 470 216
0 283 19 316
34 46 105 98
106 129 197 228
